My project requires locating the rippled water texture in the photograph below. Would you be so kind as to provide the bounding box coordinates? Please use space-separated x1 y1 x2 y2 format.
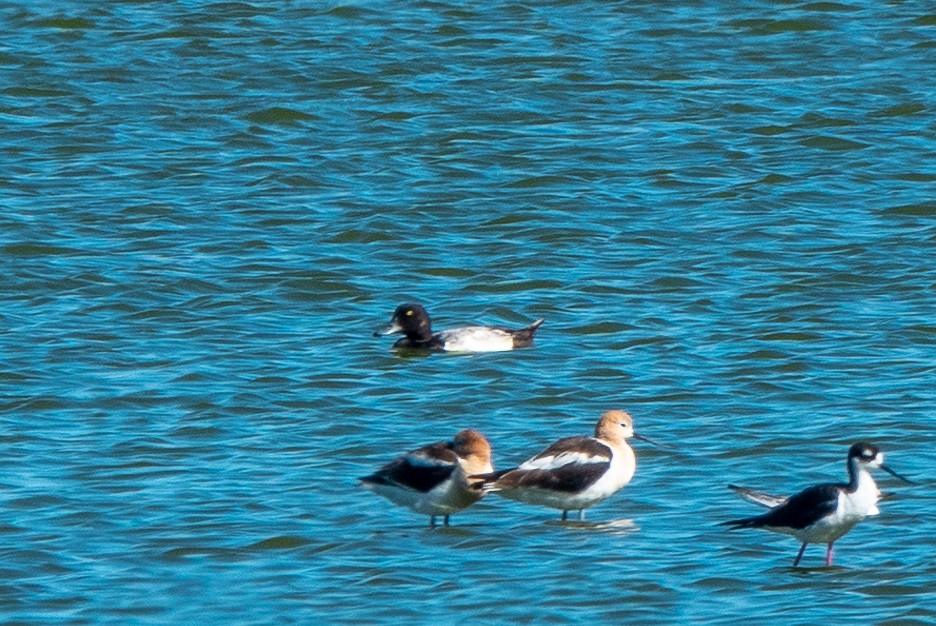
2 1 935 624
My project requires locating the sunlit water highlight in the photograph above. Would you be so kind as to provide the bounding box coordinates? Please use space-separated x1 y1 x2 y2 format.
1 1 935 624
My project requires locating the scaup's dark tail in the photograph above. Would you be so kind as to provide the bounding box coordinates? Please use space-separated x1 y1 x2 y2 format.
511 318 544 347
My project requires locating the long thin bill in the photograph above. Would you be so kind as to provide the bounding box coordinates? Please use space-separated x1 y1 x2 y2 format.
633 432 668 449
880 463 915 484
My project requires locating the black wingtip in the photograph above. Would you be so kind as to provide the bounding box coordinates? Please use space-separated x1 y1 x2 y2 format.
468 470 501 482
719 516 762 530
359 474 389 486
467 471 495 491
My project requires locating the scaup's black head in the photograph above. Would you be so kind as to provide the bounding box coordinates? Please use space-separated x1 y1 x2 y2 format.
374 303 434 345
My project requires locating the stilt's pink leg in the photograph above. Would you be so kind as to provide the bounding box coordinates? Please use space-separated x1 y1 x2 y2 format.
825 543 834 567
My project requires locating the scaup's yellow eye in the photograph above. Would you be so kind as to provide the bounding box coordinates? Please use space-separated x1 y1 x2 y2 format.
406 310 414 316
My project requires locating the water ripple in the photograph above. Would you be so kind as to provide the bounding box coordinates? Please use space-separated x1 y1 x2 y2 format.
1 0 935 624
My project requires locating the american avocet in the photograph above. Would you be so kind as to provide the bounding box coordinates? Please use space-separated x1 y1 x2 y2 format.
721 442 913 567
473 410 652 521
374 303 544 352
360 429 494 527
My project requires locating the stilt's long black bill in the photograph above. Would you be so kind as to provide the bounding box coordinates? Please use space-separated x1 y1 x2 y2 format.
880 463 914 484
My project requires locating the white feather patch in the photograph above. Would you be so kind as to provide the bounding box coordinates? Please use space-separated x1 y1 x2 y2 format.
437 327 515 352
520 450 607 471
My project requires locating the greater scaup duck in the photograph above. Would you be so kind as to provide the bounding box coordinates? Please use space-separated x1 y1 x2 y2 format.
374 303 544 352
472 410 654 521
721 442 913 567
360 429 494 527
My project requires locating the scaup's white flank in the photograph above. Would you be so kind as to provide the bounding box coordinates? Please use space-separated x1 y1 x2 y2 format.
374 303 543 352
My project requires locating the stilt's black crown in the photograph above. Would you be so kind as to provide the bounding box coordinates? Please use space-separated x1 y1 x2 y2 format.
848 442 880 462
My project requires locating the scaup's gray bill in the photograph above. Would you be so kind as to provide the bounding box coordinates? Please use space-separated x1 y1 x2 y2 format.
374 303 544 352
721 442 913 567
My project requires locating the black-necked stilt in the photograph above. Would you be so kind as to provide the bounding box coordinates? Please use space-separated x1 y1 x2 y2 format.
374 303 544 352
360 429 494 527
721 442 913 567
472 410 654 521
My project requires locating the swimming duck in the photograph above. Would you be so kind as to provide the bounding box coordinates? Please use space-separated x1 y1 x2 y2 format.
360 429 494 527
374 303 544 352
472 410 653 521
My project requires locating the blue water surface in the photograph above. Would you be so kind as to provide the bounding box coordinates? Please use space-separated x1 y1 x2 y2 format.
1 1 935 624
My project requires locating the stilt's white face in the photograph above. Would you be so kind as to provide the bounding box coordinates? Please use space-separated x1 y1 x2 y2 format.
858 449 884 469
852 443 883 468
